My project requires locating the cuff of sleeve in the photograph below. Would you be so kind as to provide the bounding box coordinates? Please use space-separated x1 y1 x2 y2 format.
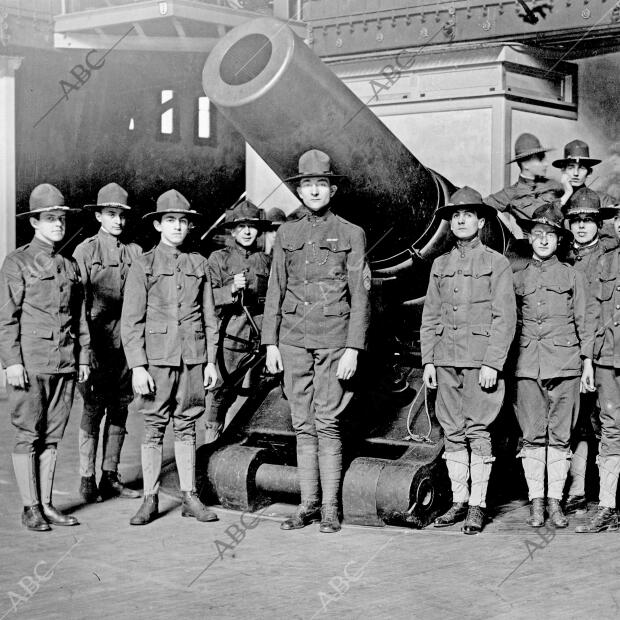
78 350 90 365
4 355 24 367
126 350 148 369
482 359 502 372
345 337 366 350
207 346 217 364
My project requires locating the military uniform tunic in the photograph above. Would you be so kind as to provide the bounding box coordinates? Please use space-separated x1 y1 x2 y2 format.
206 242 271 426
421 237 516 455
73 229 142 441
121 242 218 444
590 249 620 457
0 236 90 452
485 176 563 220
513 256 594 449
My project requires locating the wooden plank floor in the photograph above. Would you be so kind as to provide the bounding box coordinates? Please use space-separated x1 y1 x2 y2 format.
1 394 619 620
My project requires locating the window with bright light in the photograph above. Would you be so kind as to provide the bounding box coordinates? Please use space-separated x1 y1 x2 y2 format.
197 96 211 139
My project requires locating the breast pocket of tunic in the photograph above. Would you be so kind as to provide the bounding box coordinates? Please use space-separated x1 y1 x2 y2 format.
545 282 572 316
435 269 456 298
317 239 351 279
284 238 306 271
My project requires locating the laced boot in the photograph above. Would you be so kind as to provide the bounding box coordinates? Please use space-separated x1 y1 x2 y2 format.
547 498 568 528
79 475 100 503
22 505 51 532
462 505 485 535
526 498 545 527
129 494 159 526
434 502 468 527
181 491 218 522
99 470 141 500
319 504 341 534
575 506 619 533
564 494 587 514
280 503 321 530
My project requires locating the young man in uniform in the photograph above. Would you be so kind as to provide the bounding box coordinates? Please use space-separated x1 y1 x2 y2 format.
563 188 614 512
576 203 620 533
486 133 563 238
421 187 516 534
121 189 219 525
204 201 271 443
513 204 594 528
73 183 142 502
0 184 90 531
263 149 370 533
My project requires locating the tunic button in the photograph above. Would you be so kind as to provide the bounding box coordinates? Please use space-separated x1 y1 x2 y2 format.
305 261 309 265
454 288 458 293
617 286 620 292
537 319 542 324
615 322 619 327
177 285 182 290
576 256 582 261
304 301 309 305
178 320 182 326
457 270 462 274
176 267 181 272
178 302 182 308
120 275 124 281
304 280 308 284
453 326 457 330
57 266 62 273
453 306 458 311
537 302 541 306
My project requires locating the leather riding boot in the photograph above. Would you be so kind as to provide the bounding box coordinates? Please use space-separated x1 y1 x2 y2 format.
280 503 321 530
546 446 570 502
99 470 141 500
526 497 546 527
564 494 588 514
469 453 494 509
518 447 546 500
129 494 159 526
434 502 469 527
79 475 99 503
181 491 218 522
575 506 619 533
319 504 341 534
204 422 223 445
462 505 485 535
12 453 50 532
39 448 79 526
101 424 129 474
547 498 568 528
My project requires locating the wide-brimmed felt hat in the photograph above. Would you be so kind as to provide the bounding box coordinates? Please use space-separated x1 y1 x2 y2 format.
518 203 572 239
220 200 271 230
285 149 344 183
264 207 287 228
17 183 79 218
84 182 132 210
599 203 620 220
142 189 201 220
508 133 552 164
552 140 601 169
435 186 496 221
564 187 602 219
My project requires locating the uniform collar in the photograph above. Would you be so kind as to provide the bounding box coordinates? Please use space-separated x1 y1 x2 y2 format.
301 206 333 222
455 236 481 251
157 241 184 257
531 255 559 269
97 228 122 248
517 175 548 188
30 235 56 256
573 237 599 252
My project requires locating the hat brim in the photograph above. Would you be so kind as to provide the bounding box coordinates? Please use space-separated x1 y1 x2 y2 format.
220 218 272 230
84 202 132 211
507 147 552 164
565 208 602 219
551 157 601 169
142 209 202 220
435 202 497 221
599 206 620 220
284 172 344 183
517 217 572 239
16 206 80 217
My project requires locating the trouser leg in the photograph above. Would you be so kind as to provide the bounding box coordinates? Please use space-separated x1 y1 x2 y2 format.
435 367 467 453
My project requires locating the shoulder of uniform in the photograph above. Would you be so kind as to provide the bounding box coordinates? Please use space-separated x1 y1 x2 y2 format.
73 236 98 253
334 214 362 231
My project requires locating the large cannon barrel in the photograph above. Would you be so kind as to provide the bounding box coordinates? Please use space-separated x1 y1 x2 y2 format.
202 17 451 271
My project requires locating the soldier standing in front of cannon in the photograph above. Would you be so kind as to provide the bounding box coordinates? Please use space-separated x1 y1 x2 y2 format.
421 187 517 535
513 204 594 529
262 149 370 534
486 133 563 237
73 183 142 503
576 204 620 533
0 184 90 531
204 201 271 443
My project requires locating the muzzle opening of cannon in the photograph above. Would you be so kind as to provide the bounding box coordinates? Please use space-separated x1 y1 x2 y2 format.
219 34 273 86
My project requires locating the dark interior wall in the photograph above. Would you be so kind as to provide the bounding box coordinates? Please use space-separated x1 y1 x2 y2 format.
15 45 245 249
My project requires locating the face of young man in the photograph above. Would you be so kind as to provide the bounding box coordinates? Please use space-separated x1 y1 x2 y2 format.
231 223 258 247
450 209 484 241
153 213 190 247
31 210 66 245
529 223 559 259
569 215 599 246
520 153 547 179
95 207 126 237
564 162 590 187
297 177 336 211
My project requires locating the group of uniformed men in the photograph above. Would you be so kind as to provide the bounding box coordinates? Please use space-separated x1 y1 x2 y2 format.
1 137 619 536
